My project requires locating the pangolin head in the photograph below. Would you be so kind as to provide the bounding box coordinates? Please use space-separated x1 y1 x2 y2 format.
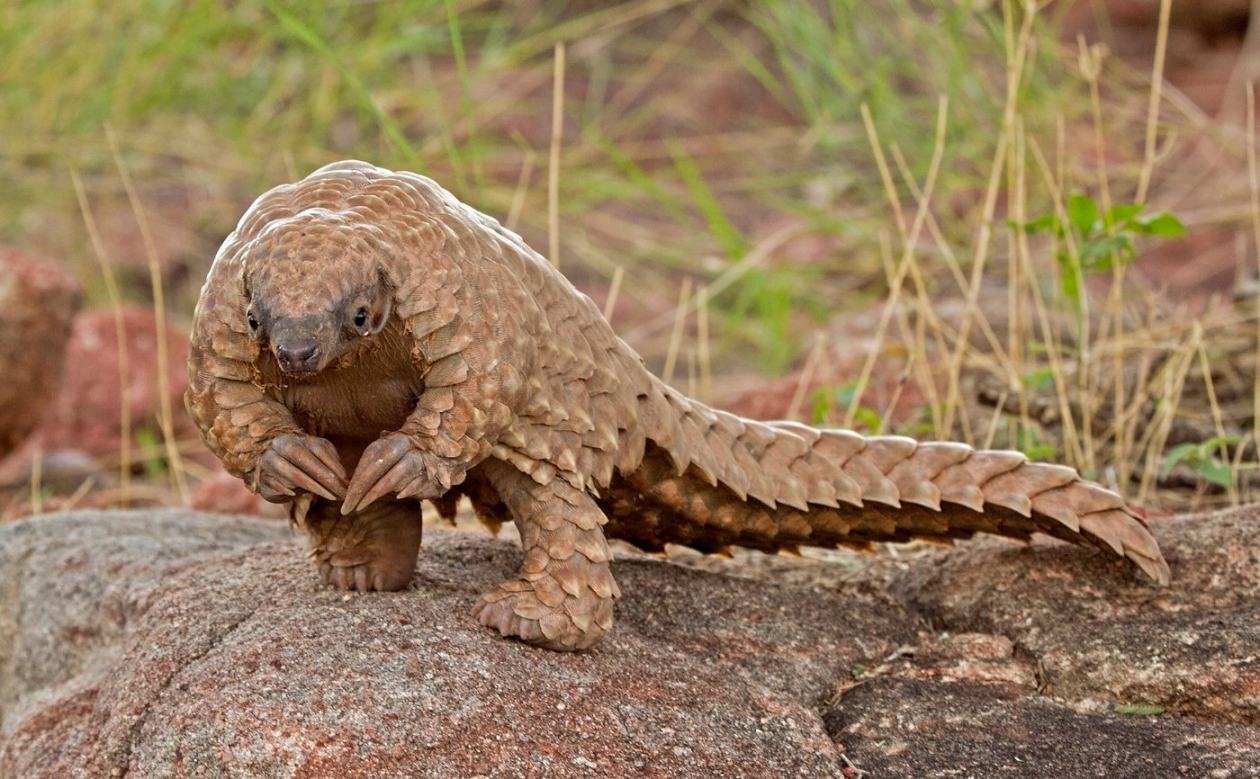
241 210 394 375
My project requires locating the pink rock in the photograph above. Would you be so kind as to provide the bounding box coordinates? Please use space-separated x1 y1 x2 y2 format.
33 306 192 458
3 507 1259 775
190 464 269 516
0 247 81 459
0 512 912 777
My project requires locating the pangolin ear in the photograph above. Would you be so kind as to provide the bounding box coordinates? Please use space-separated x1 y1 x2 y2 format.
238 262 251 300
369 266 394 334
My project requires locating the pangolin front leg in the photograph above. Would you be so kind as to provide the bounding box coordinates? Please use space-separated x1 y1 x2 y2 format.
300 497 424 592
473 460 620 651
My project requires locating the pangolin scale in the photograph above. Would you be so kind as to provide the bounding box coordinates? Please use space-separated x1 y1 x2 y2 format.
187 161 1169 651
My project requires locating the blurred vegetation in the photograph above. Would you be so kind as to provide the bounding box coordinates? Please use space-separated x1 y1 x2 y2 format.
3 0 1260 511
1 1 1080 338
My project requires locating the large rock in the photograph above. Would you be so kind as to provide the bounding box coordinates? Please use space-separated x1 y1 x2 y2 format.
1 507 1258 777
0 512 284 726
0 306 208 518
828 677 1260 777
894 509 1260 723
0 511 912 777
838 507 1260 777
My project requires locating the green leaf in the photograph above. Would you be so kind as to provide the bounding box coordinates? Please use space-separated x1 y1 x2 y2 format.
1202 434 1242 450
1161 437 1236 488
1015 425 1059 461
1023 443 1059 460
1057 251 1083 307
1021 213 1059 234
811 387 834 425
1067 194 1099 236
1023 367 1054 390
1081 235 1135 272
134 426 169 482
1105 203 1143 228
853 406 883 432
1114 703 1165 716
1161 442 1199 477
1134 212 1185 238
1196 459 1233 489
836 381 859 408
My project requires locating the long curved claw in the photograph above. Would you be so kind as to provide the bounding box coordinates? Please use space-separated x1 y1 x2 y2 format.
395 474 430 500
262 450 338 500
354 456 422 514
272 435 348 497
254 434 348 503
343 435 427 515
258 472 296 502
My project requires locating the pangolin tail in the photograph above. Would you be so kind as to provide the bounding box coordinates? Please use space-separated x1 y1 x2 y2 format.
601 402 1169 584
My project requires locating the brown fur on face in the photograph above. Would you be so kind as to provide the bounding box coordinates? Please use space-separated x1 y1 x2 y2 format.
242 212 394 374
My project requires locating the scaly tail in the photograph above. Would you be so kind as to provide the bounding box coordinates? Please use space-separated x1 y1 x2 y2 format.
603 388 1169 584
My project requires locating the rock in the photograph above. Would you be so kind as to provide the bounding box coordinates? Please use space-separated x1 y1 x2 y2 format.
189 463 269 516
0 248 81 459
32 306 193 458
2 506 1258 777
824 597 1259 776
0 306 197 510
893 507 1260 724
0 510 912 777
0 512 284 727
828 678 1260 778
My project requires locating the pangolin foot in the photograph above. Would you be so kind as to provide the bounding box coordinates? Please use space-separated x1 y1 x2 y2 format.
303 502 423 593
472 579 615 651
313 556 415 592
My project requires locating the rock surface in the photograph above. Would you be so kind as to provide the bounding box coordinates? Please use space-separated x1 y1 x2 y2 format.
1 507 1258 778
895 509 1260 724
0 511 911 777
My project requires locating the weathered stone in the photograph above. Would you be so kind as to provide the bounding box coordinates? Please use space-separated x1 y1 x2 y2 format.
0 511 911 778
828 678 1260 778
893 508 1260 724
17 306 193 459
0 511 284 729
2 506 1258 777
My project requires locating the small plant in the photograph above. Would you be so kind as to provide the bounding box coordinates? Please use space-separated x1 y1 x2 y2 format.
1022 366 1054 391
811 381 882 431
133 425 170 482
1015 423 1059 461
1161 435 1239 490
726 268 804 374
1020 194 1185 307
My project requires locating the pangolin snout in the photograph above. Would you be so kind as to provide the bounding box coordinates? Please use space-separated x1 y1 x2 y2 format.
274 339 321 373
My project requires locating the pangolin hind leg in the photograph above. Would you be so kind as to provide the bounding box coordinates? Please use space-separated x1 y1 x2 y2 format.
300 498 424 592
473 459 620 651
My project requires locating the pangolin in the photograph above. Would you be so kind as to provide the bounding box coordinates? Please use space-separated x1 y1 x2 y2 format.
187 161 1169 651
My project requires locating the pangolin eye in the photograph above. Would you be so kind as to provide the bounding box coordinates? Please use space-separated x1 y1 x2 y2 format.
354 307 369 329
247 312 259 331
